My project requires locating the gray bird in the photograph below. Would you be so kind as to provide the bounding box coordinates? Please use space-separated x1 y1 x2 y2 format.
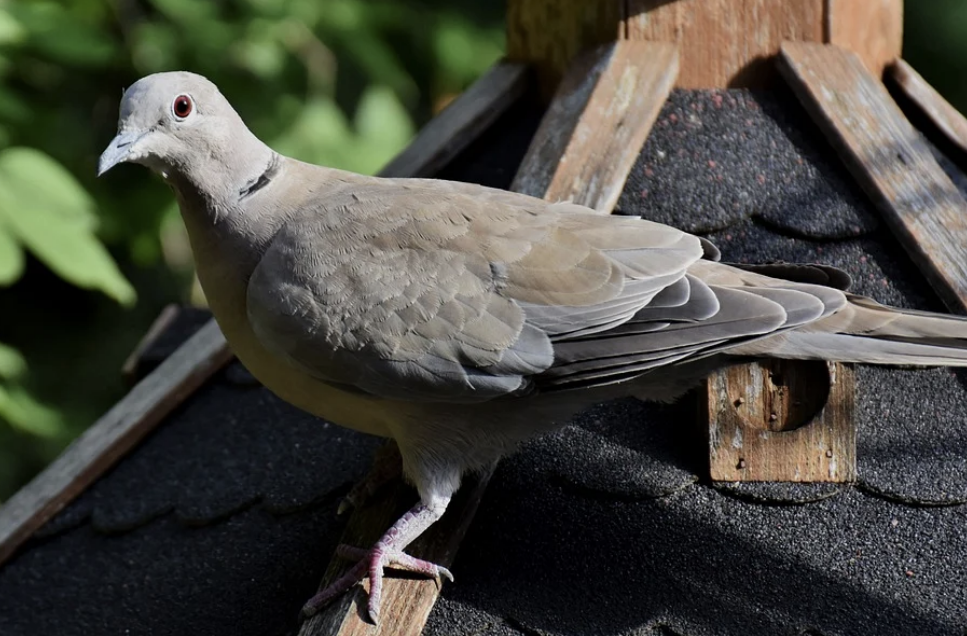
99 71 967 623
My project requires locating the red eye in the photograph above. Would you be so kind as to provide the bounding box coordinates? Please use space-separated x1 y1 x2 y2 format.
172 94 193 119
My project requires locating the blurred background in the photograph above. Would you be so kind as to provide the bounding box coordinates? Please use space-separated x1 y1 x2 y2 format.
0 1 963 502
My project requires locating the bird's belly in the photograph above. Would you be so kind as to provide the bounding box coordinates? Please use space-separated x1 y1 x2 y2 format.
213 306 395 438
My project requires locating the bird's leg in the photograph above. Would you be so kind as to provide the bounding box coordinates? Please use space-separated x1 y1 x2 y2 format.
302 495 452 624
338 440 403 515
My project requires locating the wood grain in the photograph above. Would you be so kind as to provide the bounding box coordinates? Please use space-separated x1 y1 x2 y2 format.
300 471 492 636
626 0 824 88
889 58 967 157
707 361 856 482
379 62 530 179
511 40 679 211
507 0 623 97
303 40 676 636
780 42 967 315
825 0 902 78
0 320 233 566
121 304 181 384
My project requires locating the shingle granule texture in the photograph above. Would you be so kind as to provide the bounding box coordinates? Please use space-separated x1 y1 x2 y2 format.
3 88 967 636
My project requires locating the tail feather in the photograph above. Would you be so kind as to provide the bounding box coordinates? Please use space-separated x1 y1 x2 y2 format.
730 294 967 366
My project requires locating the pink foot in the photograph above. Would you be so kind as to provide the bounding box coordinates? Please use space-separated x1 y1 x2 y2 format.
301 543 452 623
301 499 451 624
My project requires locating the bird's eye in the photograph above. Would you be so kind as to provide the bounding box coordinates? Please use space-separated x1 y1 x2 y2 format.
172 94 193 120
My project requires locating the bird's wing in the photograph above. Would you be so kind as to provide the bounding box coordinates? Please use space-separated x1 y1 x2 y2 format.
245 177 738 402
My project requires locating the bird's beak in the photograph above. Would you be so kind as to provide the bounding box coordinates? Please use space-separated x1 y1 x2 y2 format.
97 129 146 176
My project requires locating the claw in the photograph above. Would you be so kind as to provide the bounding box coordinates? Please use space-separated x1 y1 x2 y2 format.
304 498 452 622
303 542 452 623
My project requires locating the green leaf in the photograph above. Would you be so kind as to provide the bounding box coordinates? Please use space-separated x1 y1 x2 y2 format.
433 17 504 89
0 223 24 285
355 85 414 149
272 97 354 166
0 384 63 438
0 343 26 380
0 9 26 47
10 2 116 67
0 147 97 231
0 205 136 305
0 148 135 305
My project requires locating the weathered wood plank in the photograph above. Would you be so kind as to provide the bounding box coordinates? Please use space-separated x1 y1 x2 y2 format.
300 470 492 636
780 42 967 315
889 58 967 157
511 40 679 211
379 62 530 179
707 360 856 482
626 0 824 88
825 0 902 79
507 0 623 97
0 320 232 566
121 304 181 384
303 40 678 636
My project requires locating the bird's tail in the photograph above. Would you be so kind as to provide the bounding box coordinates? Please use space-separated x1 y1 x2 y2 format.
730 293 967 367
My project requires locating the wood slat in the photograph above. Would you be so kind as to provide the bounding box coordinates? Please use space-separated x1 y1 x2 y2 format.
889 58 967 157
0 320 233 566
512 40 679 211
507 0 623 97
707 361 856 482
780 41 967 315
379 62 530 179
825 0 902 79
626 0 824 88
303 41 679 636
121 304 181 384
0 59 532 570
300 471 492 636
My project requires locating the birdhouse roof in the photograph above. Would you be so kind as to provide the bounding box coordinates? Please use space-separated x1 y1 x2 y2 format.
3 78 967 636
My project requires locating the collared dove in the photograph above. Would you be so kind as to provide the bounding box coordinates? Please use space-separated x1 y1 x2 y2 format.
99 71 967 623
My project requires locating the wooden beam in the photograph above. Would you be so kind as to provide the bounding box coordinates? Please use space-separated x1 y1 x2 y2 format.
825 0 902 79
626 0 824 88
121 304 181 384
888 58 967 157
780 42 967 316
302 42 679 636
301 471 492 636
512 40 679 211
0 59 532 569
0 320 232 567
379 62 530 179
506 0 623 98
707 361 856 482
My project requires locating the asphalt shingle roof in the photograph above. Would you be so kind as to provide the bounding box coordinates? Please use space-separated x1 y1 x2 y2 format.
3 86 967 636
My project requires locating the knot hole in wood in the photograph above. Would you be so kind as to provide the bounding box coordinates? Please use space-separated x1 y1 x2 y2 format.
727 359 830 433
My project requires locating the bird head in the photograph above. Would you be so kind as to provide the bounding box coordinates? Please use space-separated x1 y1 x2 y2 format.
98 71 249 182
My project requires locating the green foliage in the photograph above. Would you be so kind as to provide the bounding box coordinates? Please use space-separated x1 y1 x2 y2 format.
0 0 504 503
0 147 135 305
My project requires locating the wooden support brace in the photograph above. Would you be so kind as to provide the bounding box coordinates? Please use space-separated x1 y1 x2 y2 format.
301 40 680 635
512 40 679 210
0 320 233 567
379 62 530 179
780 42 967 316
825 0 903 79
888 58 967 158
626 0 825 88
507 0 623 98
707 360 855 482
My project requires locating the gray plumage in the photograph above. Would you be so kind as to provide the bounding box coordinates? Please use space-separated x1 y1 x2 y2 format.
98 71 967 622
